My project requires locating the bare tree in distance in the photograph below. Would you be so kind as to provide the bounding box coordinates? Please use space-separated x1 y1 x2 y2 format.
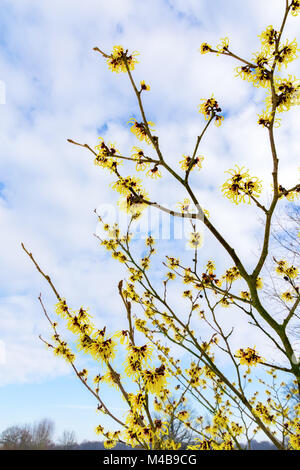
58 430 78 449
0 419 55 450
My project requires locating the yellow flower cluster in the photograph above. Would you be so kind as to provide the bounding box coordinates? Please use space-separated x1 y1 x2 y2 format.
198 96 224 126
278 184 300 201
53 341 75 362
199 42 213 54
257 110 281 128
127 343 153 364
266 75 300 113
254 402 275 425
112 176 148 216
107 45 139 73
186 362 203 388
146 165 161 179
222 166 262 204
89 338 117 364
291 0 300 16
140 80 150 91
275 260 298 279
179 154 204 171
141 364 169 394
131 147 150 172
129 118 155 145
259 25 278 50
236 347 263 366
188 231 203 249
55 299 118 366
94 138 120 173
222 266 240 283
273 39 298 71
281 291 294 302
216 37 230 56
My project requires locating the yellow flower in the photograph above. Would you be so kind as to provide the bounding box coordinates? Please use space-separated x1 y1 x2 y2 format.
146 235 155 246
55 299 70 318
252 52 271 88
198 95 223 125
236 64 255 84
166 257 180 269
182 290 192 299
206 260 216 274
67 314 90 335
188 231 203 249
265 75 300 113
177 410 190 422
291 0 300 16
107 45 139 73
201 206 210 218
115 330 129 345
180 154 204 171
53 342 75 362
275 259 288 275
128 392 146 411
216 37 229 56
285 265 299 279
103 439 117 449
146 165 161 179
222 165 262 204
258 110 281 128
142 364 169 394
236 347 263 366
275 260 299 279
129 118 155 145
254 402 275 425
223 266 240 283
214 114 224 126
100 371 120 389
131 146 150 171
256 277 263 289
188 439 212 450
95 425 105 435
128 267 143 282
199 42 213 54
118 191 148 217
112 175 142 195
220 296 231 307
281 291 294 302
135 318 148 333
124 356 142 377
273 39 298 70
231 422 243 436
240 291 251 300
290 433 300 450
177 198 191 213
259 25 278 49
127 344 153 363
140 80 150 91
213 409 229 427
166 271 176 280
90 338 117 363
186 362 202 388
278 184 299 201
95 138 120 170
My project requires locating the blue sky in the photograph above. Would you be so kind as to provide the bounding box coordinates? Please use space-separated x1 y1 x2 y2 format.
0 0 299 442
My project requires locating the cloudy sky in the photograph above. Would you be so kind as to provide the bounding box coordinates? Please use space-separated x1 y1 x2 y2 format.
0 0 299 442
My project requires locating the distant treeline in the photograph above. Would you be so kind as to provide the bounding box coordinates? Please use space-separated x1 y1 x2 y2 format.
0 418 276 450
